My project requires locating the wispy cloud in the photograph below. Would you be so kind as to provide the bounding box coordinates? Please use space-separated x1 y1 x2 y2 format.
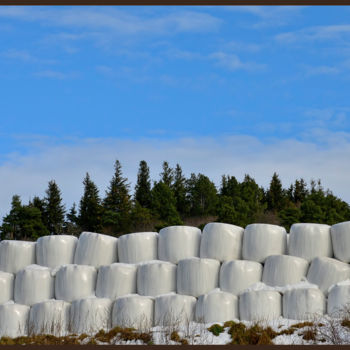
1 49 56 64
226 6 304 28
304 65 340 76
33 70 78 80
210 52 266 72
1 132 350 218
0 7 221 35
276 24 350 43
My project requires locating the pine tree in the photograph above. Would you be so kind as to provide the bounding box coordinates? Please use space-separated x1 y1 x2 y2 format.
44 180 65 234
134 160 152 209
79 173 102 232
160 161 173 187
102 160 132 235
172 163 188 216
266 172 286 212
64 203 80 235
151 181 183 228
1 195 22 240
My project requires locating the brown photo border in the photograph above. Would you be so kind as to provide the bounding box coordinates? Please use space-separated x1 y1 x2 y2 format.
1 0 350 348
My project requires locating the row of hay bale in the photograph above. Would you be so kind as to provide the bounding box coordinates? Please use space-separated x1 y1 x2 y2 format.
1 222 350 276
1 254 350 308
2 281 350 338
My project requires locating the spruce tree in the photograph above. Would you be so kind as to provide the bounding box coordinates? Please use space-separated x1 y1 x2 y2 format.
266 172 286 212
44 180 65 234
64 203 80 235
160 161 173 187
79 173 102 232
1 195 22 240
134 160 152 209
102 160 132 234
172 163 188 216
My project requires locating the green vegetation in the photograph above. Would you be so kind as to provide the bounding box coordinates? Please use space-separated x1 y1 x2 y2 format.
1 159 350 239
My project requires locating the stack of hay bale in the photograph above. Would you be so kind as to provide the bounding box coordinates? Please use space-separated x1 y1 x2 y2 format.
0 220 350 337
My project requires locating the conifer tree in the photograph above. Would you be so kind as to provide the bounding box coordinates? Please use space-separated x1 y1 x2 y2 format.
1 195 22 240
64 203 80 235
79 173 102 232
266 172 286 212
102 160 132 234
160 161 173 187
44 180 65 234
172 163 188 216
134 160 152 209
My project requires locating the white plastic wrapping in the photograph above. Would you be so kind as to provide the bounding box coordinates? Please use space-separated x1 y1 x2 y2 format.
154 294 196 326
307 257 350 295
283 288 326 320
14 264 54 306
331 221 350 263
36 235 78 268
327 280 350 315
137 261 177 297
200 223 244 262
195 290 238 323
177 258 220 297
70 297 113 335
220 260 263 295
0 303 30 338
96 263 137 299
242 224 287 263
118 232 158 264
0 271 14 304
289 223 332 262
74 232 118 267
28 300 71 336
158 226 201 264
55 264 97 302
0 240 36 274
239 290 282 321
112 295 154 330
262 255 309 287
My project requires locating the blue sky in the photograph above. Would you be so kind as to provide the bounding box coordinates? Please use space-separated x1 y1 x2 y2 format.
1 6 350 216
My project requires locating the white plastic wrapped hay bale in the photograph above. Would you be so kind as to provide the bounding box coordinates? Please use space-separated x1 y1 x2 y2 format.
118 232 158 264
262 255 309 287
112 295 154 330
137 261 177 297
28 300 71 336
283 288 325 320
289 223 332 262
96 263 137 299
70 297 113 335
154 294 196 326
158 226 201 264
242 224 287 263
239 290 282 321
74 232 118 267
328 280 350 315
177 257 220 297
0 240 36 274
307 257 350 295
195 290 238 323
0 271 14 304
331 221 350 262
36 235 78 268
55 264 97 302
220 260 263 295
14 265 54 306
0 303 30 338
200 222 244 262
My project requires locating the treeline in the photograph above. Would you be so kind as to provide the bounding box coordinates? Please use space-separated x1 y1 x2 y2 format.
1 160 350 241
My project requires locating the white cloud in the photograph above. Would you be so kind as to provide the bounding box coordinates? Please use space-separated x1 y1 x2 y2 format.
1 133 350 219
0 7 221 35
33 70 78 80
276 24 350 43
210 52 266 72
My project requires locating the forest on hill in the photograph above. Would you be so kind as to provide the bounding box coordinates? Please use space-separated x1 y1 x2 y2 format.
1 160 350 241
